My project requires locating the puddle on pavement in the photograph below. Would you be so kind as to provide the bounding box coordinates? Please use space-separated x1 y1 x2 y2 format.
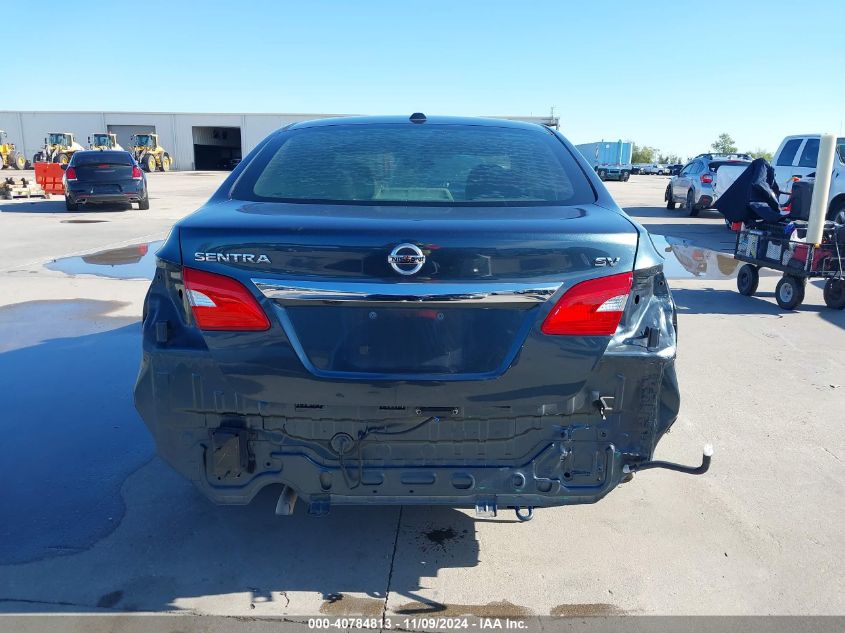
650 234 741 280
45 240 162 279
42 235 738 282
0 300 153 565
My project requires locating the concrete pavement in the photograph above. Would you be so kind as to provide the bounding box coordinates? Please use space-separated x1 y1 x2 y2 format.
0 174 842 617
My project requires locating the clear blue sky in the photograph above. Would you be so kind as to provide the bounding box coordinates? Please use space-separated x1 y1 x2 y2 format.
6 0 844 158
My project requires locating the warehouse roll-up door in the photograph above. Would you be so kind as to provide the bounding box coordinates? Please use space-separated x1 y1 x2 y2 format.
192 126 242 170
106 125 156 153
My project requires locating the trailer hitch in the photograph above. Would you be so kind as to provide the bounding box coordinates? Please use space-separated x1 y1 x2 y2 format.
623 444 713 476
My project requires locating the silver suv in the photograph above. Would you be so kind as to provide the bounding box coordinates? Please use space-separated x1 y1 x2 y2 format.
666 153 751 216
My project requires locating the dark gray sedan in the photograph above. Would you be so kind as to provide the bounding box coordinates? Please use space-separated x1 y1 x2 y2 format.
63 150 149 211
134 115 708 520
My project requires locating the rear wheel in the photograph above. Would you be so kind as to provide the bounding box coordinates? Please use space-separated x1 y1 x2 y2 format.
823 278 845 309
138 193 150 210
775 275 805 309
622 171 630 182
736 264 759 296
665 185 676 209
146 154 157 172
687 189 699 217
598 169 607 181
55 153 69 165
160 154 171 172
65 197 78 212
12 152 25 170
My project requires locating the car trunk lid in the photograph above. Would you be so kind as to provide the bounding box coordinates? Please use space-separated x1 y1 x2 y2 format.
175 200 639 409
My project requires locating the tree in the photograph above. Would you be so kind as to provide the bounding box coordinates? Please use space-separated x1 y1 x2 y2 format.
632 144 657 164
746 148 773 162
659 153 682 164
711 133 737 154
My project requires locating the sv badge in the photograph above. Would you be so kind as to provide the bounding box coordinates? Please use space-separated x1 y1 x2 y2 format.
594 257 621 267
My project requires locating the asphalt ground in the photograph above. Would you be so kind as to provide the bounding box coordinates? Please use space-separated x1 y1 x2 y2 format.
0 172 842 619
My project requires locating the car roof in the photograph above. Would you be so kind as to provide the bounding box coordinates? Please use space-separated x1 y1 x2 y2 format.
693 153 751 162
285 115 554 133
73 150 132 158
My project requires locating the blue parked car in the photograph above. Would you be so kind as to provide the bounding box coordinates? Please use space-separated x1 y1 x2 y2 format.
134 115 708 520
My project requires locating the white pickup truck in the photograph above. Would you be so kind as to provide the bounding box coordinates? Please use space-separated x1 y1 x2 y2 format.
772 134 845 222
642 163 669 175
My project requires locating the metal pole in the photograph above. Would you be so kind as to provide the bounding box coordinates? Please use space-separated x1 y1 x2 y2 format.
807 133 836 246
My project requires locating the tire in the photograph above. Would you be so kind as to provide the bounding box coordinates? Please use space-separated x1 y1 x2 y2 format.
687 189 700 217
775 275 805 310
823 278 845 309
160 154 171 172
11 152 25 170
622 171 630 182
598 169 607 181
55 153 69 165
736 264 760 296
65 197 78 212
138 193 150 210
827 200 845 224
829 198 845 224
665 185 676 209
140 153 154 172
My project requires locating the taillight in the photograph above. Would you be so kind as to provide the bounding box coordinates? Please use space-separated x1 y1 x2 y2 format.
65 167 77 180
131 165 142 179
182 268 270 331
700 173 713 184
541 271 633 336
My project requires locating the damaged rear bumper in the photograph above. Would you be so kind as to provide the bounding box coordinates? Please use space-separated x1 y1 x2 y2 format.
134 349 683 512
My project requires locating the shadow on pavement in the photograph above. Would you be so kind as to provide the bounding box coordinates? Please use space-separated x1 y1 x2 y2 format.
0 300 480 614
672 288 783 316
673 287 845 328
0 200 131 214
0 200 68 213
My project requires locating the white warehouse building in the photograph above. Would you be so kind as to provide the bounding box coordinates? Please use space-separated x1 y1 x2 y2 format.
0 111 559 171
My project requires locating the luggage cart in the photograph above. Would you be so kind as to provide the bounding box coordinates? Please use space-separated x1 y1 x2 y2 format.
733 224 845 310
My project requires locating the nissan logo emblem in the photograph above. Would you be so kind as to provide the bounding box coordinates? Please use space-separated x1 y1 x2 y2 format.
387 243 426 276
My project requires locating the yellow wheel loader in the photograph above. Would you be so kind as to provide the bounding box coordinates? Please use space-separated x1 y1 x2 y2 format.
0 130 27 170
88 133 124 151
130 133 173 172
33 132 84 165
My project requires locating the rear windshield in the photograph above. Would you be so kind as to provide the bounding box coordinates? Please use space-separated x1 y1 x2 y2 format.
710 160 751 171
73 152 132 166
233 124 595 206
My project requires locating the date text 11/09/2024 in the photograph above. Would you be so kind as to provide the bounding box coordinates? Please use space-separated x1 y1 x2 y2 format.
308 617 528 629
